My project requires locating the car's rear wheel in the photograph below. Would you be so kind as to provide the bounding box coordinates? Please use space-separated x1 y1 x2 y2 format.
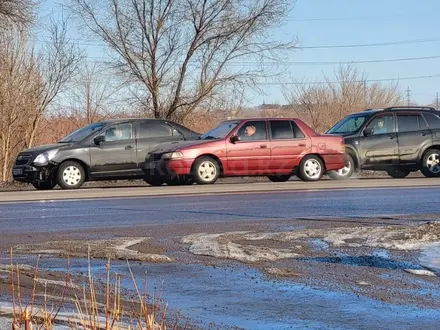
56 161 85 189
192 156 220 184
32 179 56 190
386 167 410 178
421 149 440 178
144 174 165 186
267 175 291 182
297 155 324 182
327 153 355 180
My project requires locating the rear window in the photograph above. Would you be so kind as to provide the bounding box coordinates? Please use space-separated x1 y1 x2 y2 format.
423 112 440 129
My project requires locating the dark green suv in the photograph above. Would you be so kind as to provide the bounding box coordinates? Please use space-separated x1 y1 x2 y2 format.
326 106 440 179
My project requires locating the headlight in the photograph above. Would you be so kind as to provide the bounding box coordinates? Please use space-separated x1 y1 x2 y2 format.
34 149 59 166
162 151 183 160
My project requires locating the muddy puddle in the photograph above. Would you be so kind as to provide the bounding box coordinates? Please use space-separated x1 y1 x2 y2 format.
2 255 440 330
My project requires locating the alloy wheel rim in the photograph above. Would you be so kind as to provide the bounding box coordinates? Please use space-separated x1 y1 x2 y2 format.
427 153 440 173
304 159 322 179
198 161 216 182
62 166 82 186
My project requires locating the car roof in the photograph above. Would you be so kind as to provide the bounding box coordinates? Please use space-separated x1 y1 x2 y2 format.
98 118 168 124
223 117 301 122
345 106 439 117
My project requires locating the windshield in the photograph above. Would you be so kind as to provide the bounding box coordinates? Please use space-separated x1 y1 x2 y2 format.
58 122 106 143
199 121 240 140
327 115 367 134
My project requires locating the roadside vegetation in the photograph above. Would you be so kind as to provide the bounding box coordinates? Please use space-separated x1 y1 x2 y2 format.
7 250 184 330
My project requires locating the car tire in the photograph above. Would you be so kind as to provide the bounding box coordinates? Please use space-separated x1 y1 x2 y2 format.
56 161 86 190
386 167 410 178
297 155 325 182
327 153 355 180
267 175 291 182
421 149 440 178
144 174 165 186
32 179 56 190
192 156 220 185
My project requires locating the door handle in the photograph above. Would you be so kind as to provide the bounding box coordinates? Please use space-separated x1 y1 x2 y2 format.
299 143 306 147
260 144 267 148
389 135 394 139
421 132 427 136
125 145 134 150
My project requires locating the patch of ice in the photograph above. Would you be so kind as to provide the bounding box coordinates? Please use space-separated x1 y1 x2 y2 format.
404 269 437 277
182 232 298 263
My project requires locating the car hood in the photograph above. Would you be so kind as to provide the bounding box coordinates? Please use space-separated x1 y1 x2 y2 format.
22 143 72 154
151 139 218 153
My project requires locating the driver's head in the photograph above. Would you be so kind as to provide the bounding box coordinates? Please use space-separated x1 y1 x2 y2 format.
377 119 384 128
244 125 256 136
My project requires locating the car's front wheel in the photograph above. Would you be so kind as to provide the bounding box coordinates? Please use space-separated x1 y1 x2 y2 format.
421 149 440 178
144 174 165 186
56 161 86 189
297 155 325 182
327 153 355 180
32 179 56 190
192 156 220 184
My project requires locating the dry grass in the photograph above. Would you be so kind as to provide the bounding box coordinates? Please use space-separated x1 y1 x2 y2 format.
8 248 184 330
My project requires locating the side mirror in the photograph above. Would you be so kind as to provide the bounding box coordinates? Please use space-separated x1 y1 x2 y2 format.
230 135 240 143
363 127 373 137
94 135 105 145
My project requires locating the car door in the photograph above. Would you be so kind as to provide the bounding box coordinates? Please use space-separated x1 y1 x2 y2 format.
269 120 310 173
359 113 399 166
89 122 137 177
226 120 271 175
135 120 185 169
396 112 432 164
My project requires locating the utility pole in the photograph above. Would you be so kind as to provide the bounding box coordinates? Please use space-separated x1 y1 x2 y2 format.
406 87 411 106
436 92 439 110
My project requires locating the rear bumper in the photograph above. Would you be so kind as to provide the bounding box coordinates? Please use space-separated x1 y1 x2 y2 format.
322 154 346 171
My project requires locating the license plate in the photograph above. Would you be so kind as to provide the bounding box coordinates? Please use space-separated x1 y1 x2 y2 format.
13 168 23 176
145 162 157 169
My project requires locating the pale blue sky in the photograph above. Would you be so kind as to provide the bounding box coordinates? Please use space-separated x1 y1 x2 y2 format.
38 0 440 107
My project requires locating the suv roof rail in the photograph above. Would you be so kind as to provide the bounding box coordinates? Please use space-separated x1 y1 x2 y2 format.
383 106 437 111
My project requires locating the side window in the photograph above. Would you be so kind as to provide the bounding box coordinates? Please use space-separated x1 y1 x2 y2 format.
397 114 425 132
138 122 173 139
270 120 294 139
104 123 133 142
291 121 305 138
423 113 440 129
237 121 267 141
366 115 394 135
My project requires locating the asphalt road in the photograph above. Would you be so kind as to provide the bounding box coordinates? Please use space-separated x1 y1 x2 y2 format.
0 177 439 202
1 185 440 234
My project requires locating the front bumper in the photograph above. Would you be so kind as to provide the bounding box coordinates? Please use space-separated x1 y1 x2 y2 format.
143 157 192 176
12 165 39 182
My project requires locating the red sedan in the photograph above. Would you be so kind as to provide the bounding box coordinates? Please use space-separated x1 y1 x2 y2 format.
143 118 346 185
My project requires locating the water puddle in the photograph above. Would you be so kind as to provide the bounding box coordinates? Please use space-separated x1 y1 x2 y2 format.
0 256 435 329
419 242 440 274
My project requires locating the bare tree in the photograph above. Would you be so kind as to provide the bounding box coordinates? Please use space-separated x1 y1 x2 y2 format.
69 0 296 122
63 62 121 127
24 15 83 148
0 0 35 28
283 65 403 133
0 28 42 181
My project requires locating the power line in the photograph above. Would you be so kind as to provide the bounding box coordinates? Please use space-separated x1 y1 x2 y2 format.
85 54 440 66
299 37 440 49
255 74 440 86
